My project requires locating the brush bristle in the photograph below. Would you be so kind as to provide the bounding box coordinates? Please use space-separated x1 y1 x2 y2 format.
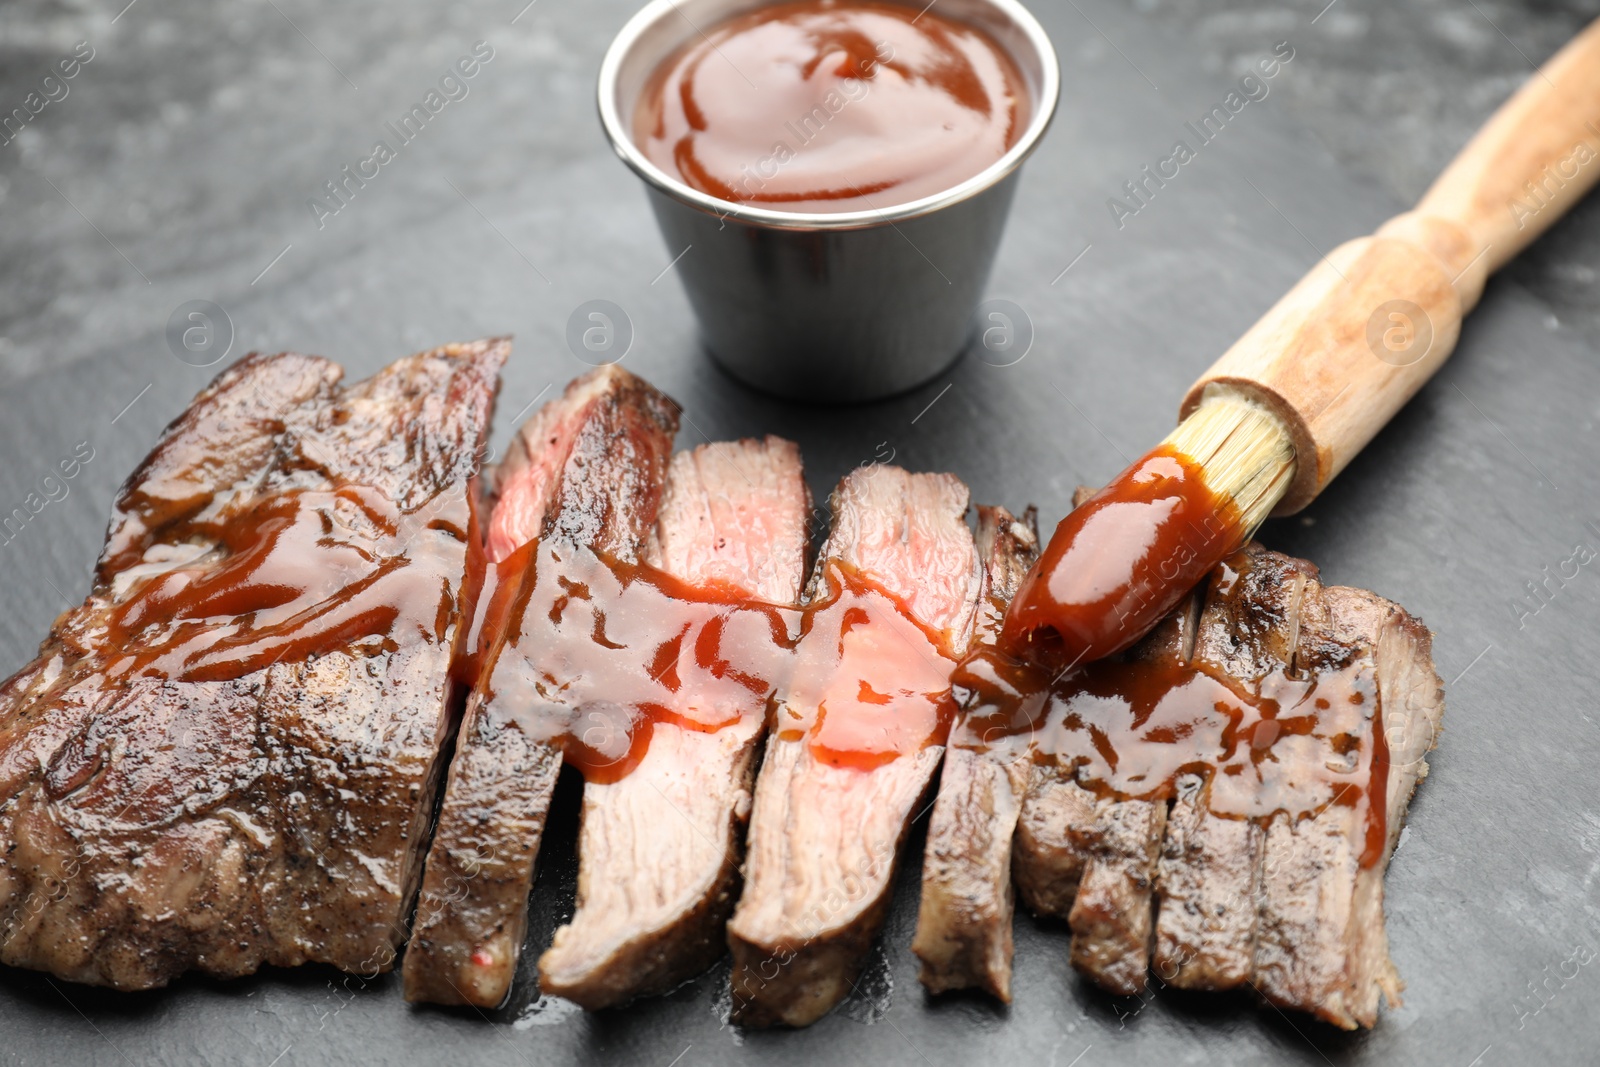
1163 386 1296 536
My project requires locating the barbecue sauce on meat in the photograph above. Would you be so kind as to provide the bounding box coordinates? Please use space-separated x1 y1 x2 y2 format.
632 0 1029 214
477 548 961 780
479 541 798 783
777 561 961 771
958 553 1391 869
1003 445 1246 666
453 537 527 691
86 485 473 684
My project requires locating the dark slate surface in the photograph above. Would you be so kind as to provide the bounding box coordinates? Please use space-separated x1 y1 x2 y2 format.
2 0 1599 1064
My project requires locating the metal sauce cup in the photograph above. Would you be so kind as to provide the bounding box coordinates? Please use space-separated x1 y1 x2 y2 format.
598 0 1060 402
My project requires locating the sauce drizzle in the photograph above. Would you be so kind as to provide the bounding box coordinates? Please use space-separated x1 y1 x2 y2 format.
82 485 470 685
482 541 800 783
479 549 963 780
777 561 961 771
957 554 1391 868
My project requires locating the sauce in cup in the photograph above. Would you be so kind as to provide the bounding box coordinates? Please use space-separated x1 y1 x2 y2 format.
632 0 1029 214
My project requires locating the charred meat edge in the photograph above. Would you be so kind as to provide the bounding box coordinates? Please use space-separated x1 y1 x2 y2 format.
536 436 811 1009
0 339 506 990
1062 603 1189 995
402 365 678 1008
911 505 1041 1000
726 465 984 1028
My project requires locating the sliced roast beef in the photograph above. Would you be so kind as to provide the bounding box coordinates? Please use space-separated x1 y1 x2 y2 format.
537 436 810 1009
1008 486 1101 931
727 465 984 1028
402 365 678 1008
1150 776 1263 990
1151 548 1312 990
919 468 1441 1030
1033 540 1441 1026
642 438 811 607
1246 574 1443 1029
911 506 1040 1000
0 339 506 990
1011 762 1097 920
1062 607 1191 995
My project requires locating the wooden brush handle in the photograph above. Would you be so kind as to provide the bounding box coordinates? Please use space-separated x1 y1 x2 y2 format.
1181 16 1600 514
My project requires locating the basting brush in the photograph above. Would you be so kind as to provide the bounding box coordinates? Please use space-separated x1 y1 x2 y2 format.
1004 15 1600 667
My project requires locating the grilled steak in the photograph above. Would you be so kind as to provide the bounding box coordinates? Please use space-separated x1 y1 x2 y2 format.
936 513 1442 1027
1009 487 1103 929
402 365 678 1008
1244 576 1442 1029
1000 486 1183 993
641 438 811 607
1150 549 1309 992
0 339 506 989
537 436 810 1009
911 506 1040 1000
1063 606 1188 996
1151 772 1262 991
727 465 984 1028
1139 544 1444 1028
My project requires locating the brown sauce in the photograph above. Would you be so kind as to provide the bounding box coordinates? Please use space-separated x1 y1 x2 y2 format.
777 560 961 771
481 541 802 784
88 485 471 684
479 549 962 780
1002 444 1246 667
633 0 1029 213
954 560 1390 869
453 536 529 691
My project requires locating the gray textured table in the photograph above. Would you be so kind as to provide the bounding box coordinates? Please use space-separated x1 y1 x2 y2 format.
2 0 1598 1064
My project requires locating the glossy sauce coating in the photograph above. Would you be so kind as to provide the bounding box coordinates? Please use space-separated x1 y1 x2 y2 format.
483 541 799 783
453 536 524 691
87 485 470 685
633 0 1029 213
480 548 961 780
777 560 961 770
1002 445 1246 667
955 566 1390 869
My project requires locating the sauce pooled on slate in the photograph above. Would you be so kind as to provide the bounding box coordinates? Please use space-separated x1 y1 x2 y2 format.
633 0 1029 213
